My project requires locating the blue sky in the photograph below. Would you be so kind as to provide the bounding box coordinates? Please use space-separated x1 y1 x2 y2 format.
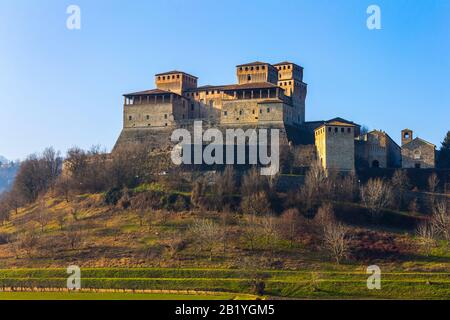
0 0 449 160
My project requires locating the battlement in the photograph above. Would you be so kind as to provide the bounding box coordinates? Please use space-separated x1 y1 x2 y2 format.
155 71 198 95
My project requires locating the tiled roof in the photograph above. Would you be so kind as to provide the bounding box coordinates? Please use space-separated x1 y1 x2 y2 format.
236 61 270 67
186 82 280 92
403 137 436 148
123 89 183 97
155 70 198 79
221 82 279 91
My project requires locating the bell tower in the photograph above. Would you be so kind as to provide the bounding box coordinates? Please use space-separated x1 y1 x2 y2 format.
401 129 413 146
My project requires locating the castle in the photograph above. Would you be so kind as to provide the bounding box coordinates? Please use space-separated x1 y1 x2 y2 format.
114 61 435 171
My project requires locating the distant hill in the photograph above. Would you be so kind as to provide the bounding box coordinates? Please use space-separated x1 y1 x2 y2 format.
0 156 19 194
0 155 8 165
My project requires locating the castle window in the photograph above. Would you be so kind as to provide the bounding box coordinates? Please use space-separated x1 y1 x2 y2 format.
252 109 255 114
165 123 168 126
267 108 270 113
224 111 227 116
250 67 254 70
164 114 168 119
158 76 161 80
128 116 132 121
191 104 194 111
162 76 165 80
256 66 259 70
288 65 291 69
245 67 248 71
262 66 265 69
239 110 243 115
341 128 344 133
240 67 243 71
247 75 252 81
328 127 331 132
347 128 351 133
177 75 180 79
283 66 286 70
335 127 338 133
146 115 150 120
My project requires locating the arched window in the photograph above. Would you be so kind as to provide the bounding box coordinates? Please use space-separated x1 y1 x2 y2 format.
414 150 421 159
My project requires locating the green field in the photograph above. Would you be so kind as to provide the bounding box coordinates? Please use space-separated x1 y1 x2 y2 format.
0 268 449 300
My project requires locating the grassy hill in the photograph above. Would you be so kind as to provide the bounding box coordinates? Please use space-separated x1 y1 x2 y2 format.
0 187 448 299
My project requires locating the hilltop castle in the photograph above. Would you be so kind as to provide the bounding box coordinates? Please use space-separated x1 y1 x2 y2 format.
114 61 435 170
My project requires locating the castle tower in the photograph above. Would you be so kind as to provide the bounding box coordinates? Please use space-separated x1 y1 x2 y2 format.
401 129 413 146
236 62 278 84
274 62 308 124
314 118 359 172
155 71 198 95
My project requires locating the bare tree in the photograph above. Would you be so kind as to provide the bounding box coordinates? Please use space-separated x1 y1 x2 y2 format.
314 203 335 226
322 220 350 264
428 173 440 193
65 225 84 250
55 211 67 230
260 214 278 255
166 231 185 258
18 230 39 257
191 177 207 209
189 218 220 261
301 159 329 210
240 214 261 251
408 198 420 214
391 170 410 209
0 195 11 225
34 199 51 233
316 203 350 264
360 178 393 220
416 222 435 255
279 208 301 248
337 172 358 202
54 175 73 202
70 202 81 222
241 167 269 197
430 200 449 240
240 191 271 216
214 166 236 208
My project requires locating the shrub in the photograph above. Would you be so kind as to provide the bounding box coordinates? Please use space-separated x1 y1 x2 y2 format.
104 187 123 206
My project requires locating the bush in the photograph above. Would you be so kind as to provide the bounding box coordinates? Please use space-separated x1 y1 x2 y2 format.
131 190 165 210
104 187 122 206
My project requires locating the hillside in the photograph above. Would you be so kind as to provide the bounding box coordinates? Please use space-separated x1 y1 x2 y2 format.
0 186 449 299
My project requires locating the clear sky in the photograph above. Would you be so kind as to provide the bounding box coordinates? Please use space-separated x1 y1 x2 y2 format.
0 0 449 160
